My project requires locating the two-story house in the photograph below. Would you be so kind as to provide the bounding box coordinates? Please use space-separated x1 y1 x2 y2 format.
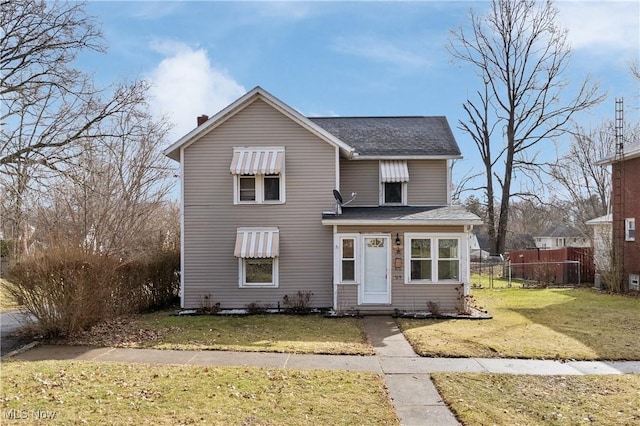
164 87 482 313
597 139 640 291
534 225 590 250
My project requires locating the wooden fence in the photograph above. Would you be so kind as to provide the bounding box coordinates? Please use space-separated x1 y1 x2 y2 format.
506 247 595 284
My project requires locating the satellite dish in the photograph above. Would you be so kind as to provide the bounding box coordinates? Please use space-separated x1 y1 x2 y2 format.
333 189 344 205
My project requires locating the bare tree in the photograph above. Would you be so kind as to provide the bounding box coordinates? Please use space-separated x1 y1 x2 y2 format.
33 104 175 259
448 0 604 254
548 122 622 234
0 0 169 259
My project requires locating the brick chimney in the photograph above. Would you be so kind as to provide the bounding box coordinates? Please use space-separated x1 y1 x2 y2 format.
197 114 209 126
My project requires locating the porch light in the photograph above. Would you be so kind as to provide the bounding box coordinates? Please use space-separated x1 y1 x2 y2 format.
395 233 401 246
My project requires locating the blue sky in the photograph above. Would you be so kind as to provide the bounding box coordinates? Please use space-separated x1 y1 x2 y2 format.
83 1 640 197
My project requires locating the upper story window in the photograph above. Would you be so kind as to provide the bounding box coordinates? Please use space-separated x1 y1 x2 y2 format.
231 147 285 204
626 218 636 241
380 160 408 206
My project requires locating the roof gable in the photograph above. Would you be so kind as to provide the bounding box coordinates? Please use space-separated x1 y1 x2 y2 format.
538 224 585 238
309 116 461 158
163 86 354 161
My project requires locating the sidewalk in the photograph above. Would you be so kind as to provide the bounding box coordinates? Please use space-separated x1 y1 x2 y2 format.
7 316 640 426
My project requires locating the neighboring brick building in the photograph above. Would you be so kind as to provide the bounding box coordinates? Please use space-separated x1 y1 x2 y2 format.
599 140 640 291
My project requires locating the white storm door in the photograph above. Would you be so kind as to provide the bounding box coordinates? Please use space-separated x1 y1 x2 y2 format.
361 236 390 304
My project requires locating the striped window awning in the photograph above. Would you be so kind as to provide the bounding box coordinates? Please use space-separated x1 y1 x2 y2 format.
380 160 409 183
234 228 279 258
230 148 284 175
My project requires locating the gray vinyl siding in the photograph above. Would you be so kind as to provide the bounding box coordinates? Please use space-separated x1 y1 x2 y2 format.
335 225 467 313
407 160 448 205
340 159 449 207
182 98 336 309
339 160 379 206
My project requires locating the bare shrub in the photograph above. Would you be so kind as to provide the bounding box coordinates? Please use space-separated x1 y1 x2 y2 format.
197 294 220 314
282 291 313 314
245 302 271 315
532 262 556 288
7 246 180 337
7 247 121 337
426 300 441 316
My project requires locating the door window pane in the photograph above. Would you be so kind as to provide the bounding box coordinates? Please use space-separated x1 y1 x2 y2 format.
341 238 356 282
342 260 355 281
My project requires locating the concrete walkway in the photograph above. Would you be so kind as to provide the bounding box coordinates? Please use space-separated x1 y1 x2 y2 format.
0 310 32 357
6 316 640 425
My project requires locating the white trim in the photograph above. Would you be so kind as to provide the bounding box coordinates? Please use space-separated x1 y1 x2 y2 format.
359 235 391 304
164 87 355 161
404 233 468 284
334 233 360 284
379 181 408 206
446 159 452 204
332 225 338 310
179 148 185 308
352 154 463 160
334 147 340 192
238 257 279 288
322 219 484 226
233 173 286 204
625 218 636 241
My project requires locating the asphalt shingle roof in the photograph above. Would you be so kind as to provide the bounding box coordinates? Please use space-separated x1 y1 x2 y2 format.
309 116 461 157
538 224 585 238
322 206 482 224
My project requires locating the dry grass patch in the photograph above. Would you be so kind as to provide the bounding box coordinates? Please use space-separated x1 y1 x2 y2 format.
0 278 21 312
62 313 375 355
1 360 398 425
432 373 640 425
398 288 640 360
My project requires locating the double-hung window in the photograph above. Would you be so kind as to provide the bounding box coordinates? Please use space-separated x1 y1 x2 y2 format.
231 147 285 204
405 234 461 283
335 235 359 284
234 228 279 288
410 238 432 281
626 218 636 241
437 239 459 280
380 160 408 205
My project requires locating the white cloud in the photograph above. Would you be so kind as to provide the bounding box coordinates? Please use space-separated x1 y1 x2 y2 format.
557 1 639 54
332 35 432 70
147 41 246 141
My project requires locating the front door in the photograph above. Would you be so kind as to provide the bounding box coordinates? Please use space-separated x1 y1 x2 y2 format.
361 236 390 304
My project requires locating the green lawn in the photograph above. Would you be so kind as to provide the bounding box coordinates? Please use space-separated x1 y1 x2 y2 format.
0 360 398 425
65 313 375 356
432 373 640 426
398 288 640 360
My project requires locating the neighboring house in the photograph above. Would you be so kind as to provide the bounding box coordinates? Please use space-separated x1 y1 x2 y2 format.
598 139 640 291
534 225 590 249
586 214 612 284
470 234 490 260
164 87 482 313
